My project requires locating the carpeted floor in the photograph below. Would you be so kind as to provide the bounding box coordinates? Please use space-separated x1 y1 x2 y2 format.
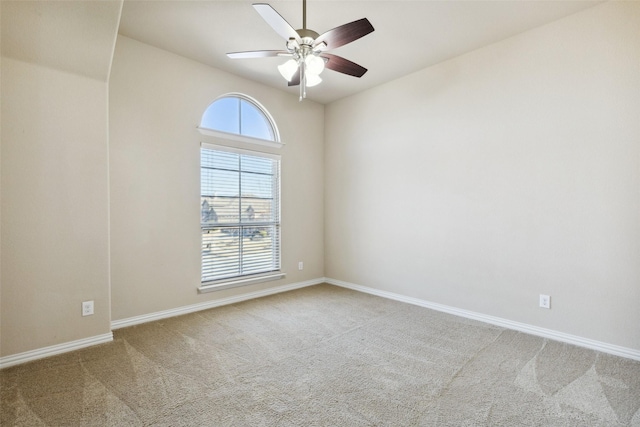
1 284 639 426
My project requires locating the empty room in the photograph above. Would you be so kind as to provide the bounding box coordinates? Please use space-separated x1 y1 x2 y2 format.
1 0 639 425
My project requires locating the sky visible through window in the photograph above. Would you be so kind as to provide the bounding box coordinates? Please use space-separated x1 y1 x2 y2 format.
201 96 274 141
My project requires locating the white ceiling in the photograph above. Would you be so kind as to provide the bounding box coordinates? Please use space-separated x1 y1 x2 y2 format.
1 1 603 103
118 0 603 104
1 1 123 82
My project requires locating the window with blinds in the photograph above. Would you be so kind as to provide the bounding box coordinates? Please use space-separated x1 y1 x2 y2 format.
201 145 281 283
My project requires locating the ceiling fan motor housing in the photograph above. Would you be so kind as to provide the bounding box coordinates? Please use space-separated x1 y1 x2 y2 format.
287 31 323 63
296 29 319 40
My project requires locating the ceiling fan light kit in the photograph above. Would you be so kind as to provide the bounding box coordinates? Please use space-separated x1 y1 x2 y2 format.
277 59 299 81
227 0 374 101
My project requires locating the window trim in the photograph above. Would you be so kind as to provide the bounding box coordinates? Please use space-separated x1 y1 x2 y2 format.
197 127 284 149
198 272 286 294
198 143 283 293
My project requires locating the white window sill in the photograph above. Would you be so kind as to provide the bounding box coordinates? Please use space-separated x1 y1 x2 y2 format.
198 272 286 293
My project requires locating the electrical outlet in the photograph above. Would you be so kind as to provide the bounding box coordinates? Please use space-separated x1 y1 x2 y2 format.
298 261 304 271
82 300 94 316
539 294 551 309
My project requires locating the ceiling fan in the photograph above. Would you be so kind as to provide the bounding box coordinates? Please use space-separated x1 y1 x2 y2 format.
227 0 374 100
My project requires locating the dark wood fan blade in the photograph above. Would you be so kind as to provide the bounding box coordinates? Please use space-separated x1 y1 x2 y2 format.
227 50 290 59
253 3 300 41
288 69 301 86
314 18 374 50
321 53 367 78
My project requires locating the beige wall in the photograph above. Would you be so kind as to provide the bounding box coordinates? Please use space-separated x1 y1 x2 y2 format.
325 2 640 350
109 36 324 321
1 0 638 361
0 58 111 356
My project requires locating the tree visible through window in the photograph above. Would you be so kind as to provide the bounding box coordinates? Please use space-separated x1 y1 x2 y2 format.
200 95 281 284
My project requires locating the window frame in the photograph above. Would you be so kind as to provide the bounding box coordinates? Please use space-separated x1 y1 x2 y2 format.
197 93 286 293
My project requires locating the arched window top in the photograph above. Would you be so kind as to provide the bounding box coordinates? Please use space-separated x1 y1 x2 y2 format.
199 94 280 145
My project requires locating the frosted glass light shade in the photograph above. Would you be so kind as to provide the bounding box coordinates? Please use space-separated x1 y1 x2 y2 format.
306 73 322 87
278 59 298 81
305 55 325 75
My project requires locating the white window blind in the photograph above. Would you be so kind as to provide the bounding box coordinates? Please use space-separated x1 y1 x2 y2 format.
201 144 281 283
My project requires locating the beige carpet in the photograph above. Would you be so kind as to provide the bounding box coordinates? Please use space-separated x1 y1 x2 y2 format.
2 284 639 426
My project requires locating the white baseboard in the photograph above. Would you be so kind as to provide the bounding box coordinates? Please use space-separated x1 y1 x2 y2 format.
1 278 323 369
111 277 324 330
0 333 113 370
325 277 640 362
7 277 635 369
